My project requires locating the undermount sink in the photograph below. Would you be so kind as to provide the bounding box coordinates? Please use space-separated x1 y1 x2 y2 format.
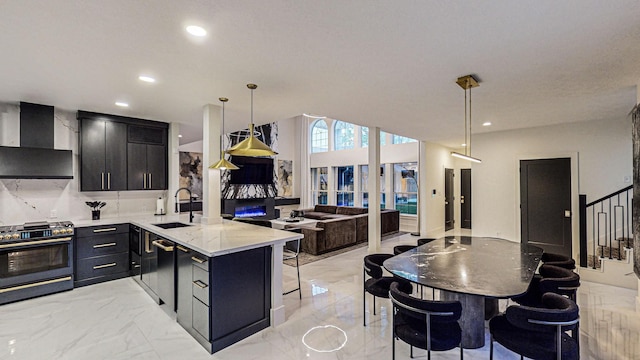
153 222 192 229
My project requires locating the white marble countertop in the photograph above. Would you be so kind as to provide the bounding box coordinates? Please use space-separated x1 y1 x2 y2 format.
73 214 302 257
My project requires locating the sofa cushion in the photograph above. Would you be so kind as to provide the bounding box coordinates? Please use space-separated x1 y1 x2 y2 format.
302 211 330 220
336 206 368 215
314 205 338 214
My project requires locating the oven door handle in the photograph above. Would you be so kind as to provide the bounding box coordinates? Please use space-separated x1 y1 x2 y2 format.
0 237 73 249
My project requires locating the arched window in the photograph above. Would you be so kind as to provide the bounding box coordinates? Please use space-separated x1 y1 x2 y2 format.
310 120 328 153
361 127 387 147
392 135 417 144
334 121 354 150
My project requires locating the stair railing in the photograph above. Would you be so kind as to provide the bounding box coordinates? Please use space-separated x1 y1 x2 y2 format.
579 185 633 268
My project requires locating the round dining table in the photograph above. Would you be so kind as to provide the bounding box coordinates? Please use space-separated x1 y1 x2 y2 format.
383 235 543 349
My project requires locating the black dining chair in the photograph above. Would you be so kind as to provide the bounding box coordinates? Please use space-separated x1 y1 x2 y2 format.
489 292 579 360
389 281 463 360
363 254 413 326
417 238 436 246
393 244 417 255
541 252 576 270
511 264 581 307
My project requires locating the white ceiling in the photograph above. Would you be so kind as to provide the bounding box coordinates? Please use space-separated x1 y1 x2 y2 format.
1 1 639 147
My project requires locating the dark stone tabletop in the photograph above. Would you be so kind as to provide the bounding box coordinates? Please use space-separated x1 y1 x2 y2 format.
383 236 543 298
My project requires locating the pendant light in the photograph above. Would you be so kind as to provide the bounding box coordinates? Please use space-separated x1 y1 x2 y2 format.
209 97 239 170
451 75 482 163
226 83 278 157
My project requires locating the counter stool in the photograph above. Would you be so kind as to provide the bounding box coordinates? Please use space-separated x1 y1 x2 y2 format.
283 227 302 299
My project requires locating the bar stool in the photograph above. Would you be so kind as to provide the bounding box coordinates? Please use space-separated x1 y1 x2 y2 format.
283 226 302 299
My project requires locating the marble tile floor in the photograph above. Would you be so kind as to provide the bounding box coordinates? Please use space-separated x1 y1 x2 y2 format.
1 233 639 360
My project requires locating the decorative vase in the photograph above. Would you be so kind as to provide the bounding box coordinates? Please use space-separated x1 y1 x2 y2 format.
92 210 101 220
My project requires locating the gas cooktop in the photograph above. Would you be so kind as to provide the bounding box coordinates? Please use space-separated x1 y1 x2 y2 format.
0 221 74 241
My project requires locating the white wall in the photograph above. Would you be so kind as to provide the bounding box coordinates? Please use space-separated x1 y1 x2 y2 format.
472 117 632 243
0 104 166 225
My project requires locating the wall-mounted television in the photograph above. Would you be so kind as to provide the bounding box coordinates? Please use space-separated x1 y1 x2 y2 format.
229 156 274 185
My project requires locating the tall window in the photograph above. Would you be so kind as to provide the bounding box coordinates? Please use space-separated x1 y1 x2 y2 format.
360 127 387 147
334 121 354 150
311 167 328 205
334 166 354 206
392 135 417 144
360 165 385 209
393 162 418 214
361 127 368 147
310 120 328 153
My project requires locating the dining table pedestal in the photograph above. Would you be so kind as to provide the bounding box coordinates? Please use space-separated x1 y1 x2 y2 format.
440 291 485 349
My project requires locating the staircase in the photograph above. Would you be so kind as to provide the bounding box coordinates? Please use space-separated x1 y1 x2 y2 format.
579 185 637 289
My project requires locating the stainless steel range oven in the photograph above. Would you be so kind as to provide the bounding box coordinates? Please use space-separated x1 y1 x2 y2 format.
0 221 74 305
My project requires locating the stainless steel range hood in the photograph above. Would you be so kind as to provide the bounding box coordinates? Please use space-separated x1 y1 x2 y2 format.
0 102 73 179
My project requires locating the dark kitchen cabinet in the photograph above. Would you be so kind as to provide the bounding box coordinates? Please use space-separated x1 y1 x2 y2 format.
79 118 127 191
78 110 168 192
74 224 130 287
127 143 167 190
141 230 158 296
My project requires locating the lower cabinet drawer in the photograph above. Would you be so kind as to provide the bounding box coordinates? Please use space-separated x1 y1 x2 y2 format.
193 297 210 340
192 265 209 306
76 233 128 258
76 252 129 280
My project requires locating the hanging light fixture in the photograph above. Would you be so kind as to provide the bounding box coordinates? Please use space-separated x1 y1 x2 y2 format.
209 97 239 170
226 83 278 157
451 75 482 163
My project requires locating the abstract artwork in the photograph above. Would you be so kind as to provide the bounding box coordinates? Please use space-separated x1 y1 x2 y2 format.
179 152 203 201
277 159 293 197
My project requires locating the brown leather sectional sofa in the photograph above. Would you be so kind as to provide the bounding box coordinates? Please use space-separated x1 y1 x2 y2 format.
294 205 400 255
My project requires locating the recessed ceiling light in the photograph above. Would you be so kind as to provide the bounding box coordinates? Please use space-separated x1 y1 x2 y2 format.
178 134 183 138
115 102 129 107
461 143 467 147
482 122 492 126
138 75 156 83
186 25 206 37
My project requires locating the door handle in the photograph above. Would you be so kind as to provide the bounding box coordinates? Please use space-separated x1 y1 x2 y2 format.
143 173 147 189
107 172 111 190
101 172 105 190
564 210 571 218
148 173 152 189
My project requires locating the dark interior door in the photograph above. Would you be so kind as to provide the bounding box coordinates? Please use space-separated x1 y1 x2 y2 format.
520 158 572 258
445 168 454 231
461 169 472 229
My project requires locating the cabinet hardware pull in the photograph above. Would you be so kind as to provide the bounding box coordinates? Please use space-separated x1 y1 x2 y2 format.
148 173 152 189
108 172 111 190
93 262 116 270
0 276 72 294
93 227 117 233
176 245 189 253
144 232 152 253
152 240 174 251
101 172 105 190
143 172 147 189
0 237 72 249
191 256 206 264
193 280 208 289
93 242 117 248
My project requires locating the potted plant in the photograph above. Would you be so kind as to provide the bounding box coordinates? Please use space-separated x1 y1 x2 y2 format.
86 201 106 220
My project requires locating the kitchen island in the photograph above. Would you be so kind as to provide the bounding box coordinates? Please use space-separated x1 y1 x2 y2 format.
74 214 301 353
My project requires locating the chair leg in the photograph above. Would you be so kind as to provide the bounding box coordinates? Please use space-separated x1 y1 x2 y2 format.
295 256 301 299
363 269 366 327
460 345 463 359
373 296 376 315
490 334 493 360
392 331 396 360
410 345 413 358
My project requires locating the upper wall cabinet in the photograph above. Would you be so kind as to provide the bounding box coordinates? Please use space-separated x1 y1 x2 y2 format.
80 118 127 191
78 111 168 192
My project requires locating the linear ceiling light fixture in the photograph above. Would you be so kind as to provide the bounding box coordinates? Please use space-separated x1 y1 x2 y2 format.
226 84 278 157
209 97 239 170
451 75 482 164
303 113 326 119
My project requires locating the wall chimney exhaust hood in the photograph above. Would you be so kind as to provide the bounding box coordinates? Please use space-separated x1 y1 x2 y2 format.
0 102 73 179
